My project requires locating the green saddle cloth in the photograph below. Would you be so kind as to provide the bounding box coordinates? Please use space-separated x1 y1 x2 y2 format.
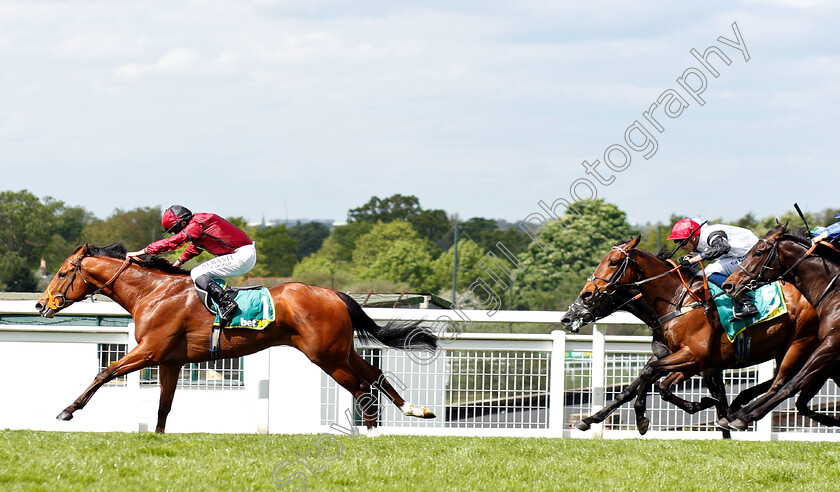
707 281 787 342
211 280 275 330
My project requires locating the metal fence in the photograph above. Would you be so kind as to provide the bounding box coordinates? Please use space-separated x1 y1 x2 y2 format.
2 298 840 440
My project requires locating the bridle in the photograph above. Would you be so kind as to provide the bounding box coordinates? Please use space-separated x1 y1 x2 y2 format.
47 255 133 310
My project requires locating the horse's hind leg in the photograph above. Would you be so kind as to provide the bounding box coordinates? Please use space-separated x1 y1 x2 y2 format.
576 355 654 432
348 350 434 419
57 341 156 421
155 362 183 434
323 362 380 436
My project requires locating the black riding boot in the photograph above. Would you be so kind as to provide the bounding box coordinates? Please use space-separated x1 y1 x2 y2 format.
732 298 759 320
203 278 239 323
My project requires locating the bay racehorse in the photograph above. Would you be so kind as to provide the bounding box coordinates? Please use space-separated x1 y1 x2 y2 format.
562 284 734 438
36 243 437 434
570 237 825 433
722 224 840 430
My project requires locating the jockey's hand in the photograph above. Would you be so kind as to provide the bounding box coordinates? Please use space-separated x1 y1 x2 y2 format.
677 255 697 267
812 232 828 244
172 260 183 268
126 249 146 259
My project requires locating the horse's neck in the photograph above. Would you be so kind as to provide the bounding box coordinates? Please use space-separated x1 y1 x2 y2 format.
91 258 189 315
633 254 692 315
783 240 840 310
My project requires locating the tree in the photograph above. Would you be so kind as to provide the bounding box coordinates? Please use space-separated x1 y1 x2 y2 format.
429 238 485 296
252 225 299 277
408 209 450 248
360 239 436 292
0 252 38 292
81 207 164 252
516 199 634 310
458 217 529 254
288 222 331 260
0 190 54 262
348 194 421 223
317 221 374 263
352 221 424 269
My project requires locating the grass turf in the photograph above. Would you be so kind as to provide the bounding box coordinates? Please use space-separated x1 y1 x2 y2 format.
2 430 839 491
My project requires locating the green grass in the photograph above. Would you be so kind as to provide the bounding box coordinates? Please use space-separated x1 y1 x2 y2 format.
2 430 840 491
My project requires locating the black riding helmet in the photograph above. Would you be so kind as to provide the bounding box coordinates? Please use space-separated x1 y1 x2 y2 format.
161 205 193 234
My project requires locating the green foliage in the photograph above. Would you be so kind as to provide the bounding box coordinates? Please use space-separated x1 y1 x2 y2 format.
288 222 331 260
430 239 485 295
81 206 163 252
317 221 374 263
0 252 38 291
458 217 529 255
0 190 55 262
252 225 298 277
517 199 633 310
408 208 451 247
348 194 421 223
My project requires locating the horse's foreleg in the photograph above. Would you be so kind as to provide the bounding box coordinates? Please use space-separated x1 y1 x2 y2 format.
793 370 840 427
729 342 838 431
703 370 732 439
57 342 156 421
155 363 183 433
576 355 654 431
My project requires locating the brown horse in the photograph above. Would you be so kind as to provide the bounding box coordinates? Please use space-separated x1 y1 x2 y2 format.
572 237 823 432
722 224 840 430
562 285 735 437
35 243 437 434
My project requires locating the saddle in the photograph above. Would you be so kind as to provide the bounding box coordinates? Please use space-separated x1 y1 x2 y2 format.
196 281 262 316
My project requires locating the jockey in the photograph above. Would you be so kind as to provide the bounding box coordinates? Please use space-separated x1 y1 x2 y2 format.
127 205 257 325
668 217 759 320
812 212 840 243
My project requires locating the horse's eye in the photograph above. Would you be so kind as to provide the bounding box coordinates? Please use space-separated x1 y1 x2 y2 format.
753 250 763 258
609 260 619 267
58 272 67 279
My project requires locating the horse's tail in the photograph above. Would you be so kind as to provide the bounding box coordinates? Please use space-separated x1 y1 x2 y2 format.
335 291 437 353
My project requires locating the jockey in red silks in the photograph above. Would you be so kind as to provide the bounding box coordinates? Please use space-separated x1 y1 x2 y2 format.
668 217 759 320
127 205 257 324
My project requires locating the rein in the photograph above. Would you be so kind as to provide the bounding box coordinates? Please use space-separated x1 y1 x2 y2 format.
585 245 710 326
737 236 839 308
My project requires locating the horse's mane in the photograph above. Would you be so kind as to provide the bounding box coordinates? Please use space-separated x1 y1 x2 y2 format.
613 238 697 276
85 242 190 275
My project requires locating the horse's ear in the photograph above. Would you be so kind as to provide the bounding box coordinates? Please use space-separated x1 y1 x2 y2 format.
628 235 641 249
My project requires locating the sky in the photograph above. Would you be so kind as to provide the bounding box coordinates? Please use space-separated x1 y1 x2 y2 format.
1 0 838 227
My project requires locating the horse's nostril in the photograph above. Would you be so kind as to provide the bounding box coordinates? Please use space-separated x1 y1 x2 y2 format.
581 291 592 300
35 302 43 311
721 283 733 293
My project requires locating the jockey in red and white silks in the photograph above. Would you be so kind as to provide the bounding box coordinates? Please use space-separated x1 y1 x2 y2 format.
128 205 256 322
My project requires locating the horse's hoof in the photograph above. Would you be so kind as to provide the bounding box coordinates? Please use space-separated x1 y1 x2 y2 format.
637 417 650 435
365 427 380 438
402 403 436 419
574 420 591 431
731 419 748 431
56 410 73 421
716 417 732 430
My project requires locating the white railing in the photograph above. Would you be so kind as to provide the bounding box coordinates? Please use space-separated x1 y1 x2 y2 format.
1 297 839 440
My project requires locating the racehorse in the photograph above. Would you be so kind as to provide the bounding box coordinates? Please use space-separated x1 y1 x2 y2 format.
722 224 840 430
570 237 824 433
35 243 438 434
562 284 734 438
